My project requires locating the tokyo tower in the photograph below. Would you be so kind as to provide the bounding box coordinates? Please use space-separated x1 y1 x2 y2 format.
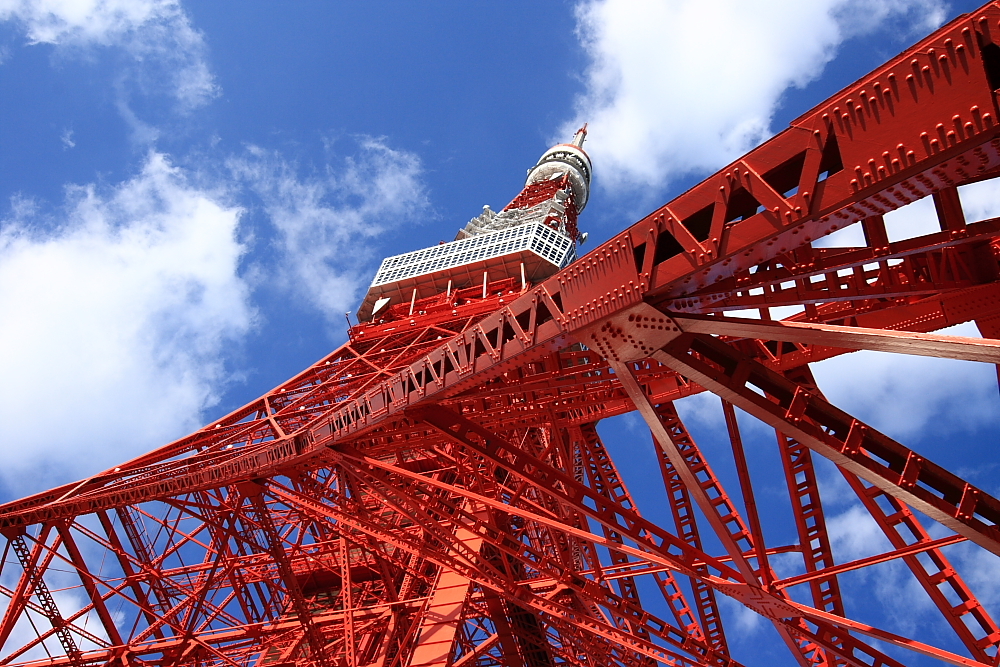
7 4 1000 667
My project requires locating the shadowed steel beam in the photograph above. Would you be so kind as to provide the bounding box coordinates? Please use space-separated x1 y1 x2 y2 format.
671 313 1000 363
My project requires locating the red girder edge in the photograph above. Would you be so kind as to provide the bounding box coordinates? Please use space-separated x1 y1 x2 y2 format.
5 2 1000 527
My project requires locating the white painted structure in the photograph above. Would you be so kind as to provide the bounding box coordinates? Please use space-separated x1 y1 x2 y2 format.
356 129 591 322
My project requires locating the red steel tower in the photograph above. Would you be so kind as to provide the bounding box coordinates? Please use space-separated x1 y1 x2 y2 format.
6 6 1000 667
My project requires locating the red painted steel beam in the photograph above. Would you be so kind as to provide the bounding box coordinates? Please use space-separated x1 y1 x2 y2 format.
664 217 1000 313
4 601 422 667
672 312 1000 362
479 593 533 667
654 436 731 654
0 527 87 665
773 534 967 589
786 364 1000 660
406 407 921 667
54 523 125 648
297 2 1000 450
5 267 997 534
269 476 726 667
401 407 742 583
584 303 1000 554
0 525 56 649
324 445 738 666
334 451 707 660
619 379 837 667
340 536 357 667
571 423 707 646
239 482 331 667
721 401 773 588
839 472 1000 660
774 429 845 617
783 599 992 667
407 563 475 667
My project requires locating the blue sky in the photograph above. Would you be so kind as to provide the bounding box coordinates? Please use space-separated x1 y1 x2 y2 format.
2 1 1000 665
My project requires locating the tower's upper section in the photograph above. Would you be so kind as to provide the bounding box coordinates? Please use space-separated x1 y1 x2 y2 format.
525 124 591 212
454 126 591 243
355 129 591 323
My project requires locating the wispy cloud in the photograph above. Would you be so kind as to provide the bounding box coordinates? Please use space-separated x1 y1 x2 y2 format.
811 332 1000 444
0 152 252 494
564 0 945 194
229 137 429 323
0 131 431 496
0 0 218 113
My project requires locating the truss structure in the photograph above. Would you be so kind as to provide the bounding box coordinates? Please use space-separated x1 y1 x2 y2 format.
6 4 1000 667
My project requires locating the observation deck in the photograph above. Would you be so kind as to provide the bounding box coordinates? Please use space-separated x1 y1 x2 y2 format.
356 128 591 322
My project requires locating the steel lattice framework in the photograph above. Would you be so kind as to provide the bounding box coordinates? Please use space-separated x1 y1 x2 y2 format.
6 5 1000 667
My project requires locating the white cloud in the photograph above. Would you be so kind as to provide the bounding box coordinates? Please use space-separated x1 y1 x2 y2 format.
60 127 74 149
229 137 429 323
828 503 891 562
810 151 1000 249
809 176 1000 443
881 191 939 242
1 0 163 43
674 386 774 444
812 196 941 249
0 137 429 494
717 594 766 638
564 0 945 193
948 541 1000 609
810 325 999 443
0 152 252 495
0 0 217 111
959 178 1000 223
826 503 942 638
